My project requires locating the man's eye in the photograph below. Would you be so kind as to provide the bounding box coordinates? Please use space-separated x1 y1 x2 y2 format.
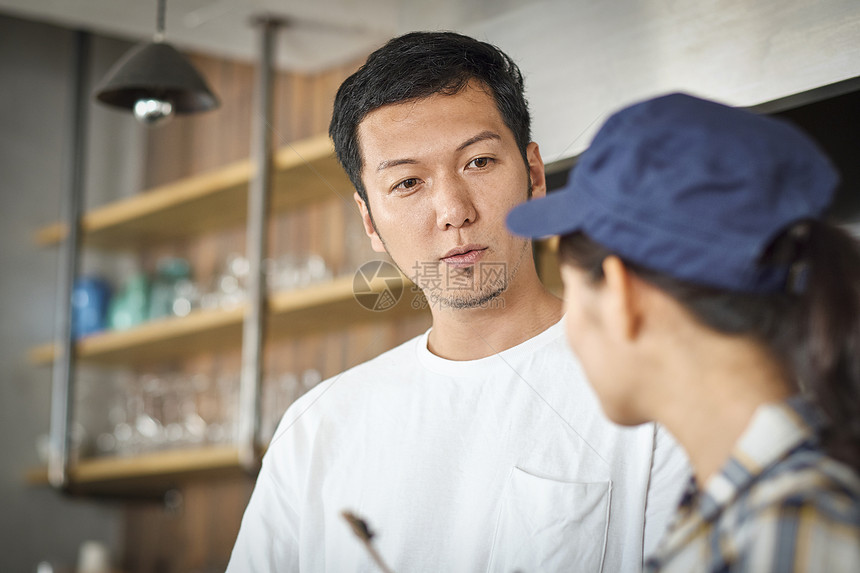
469 157 492 168
394 178 419 190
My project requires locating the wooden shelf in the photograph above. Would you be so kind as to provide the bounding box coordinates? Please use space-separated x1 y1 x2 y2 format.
29 305 246 366
267 272 421 337
29 273 424 366
26 446 246 497
36 133 354 250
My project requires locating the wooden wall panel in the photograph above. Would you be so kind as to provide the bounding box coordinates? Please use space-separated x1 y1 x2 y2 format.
122 475 254 573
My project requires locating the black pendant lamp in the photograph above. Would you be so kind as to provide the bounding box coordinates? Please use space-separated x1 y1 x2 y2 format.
94 0 219 125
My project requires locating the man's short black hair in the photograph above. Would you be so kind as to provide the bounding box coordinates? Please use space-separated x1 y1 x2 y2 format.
329 31 532 205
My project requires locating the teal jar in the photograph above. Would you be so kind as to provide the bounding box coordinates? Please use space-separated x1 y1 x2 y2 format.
108 273 149 330
148 257 192 321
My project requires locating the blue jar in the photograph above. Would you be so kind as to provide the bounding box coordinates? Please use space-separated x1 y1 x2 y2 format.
71 276 112 339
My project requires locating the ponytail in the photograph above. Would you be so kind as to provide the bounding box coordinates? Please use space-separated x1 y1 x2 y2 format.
795 221 860 469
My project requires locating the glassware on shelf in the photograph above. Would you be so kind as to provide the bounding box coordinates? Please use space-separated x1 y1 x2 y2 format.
180 373 210 445
135 373 166 450
261 371 300 443
265 253 332 293
172 278 199 317
111 372 141 457
260 368 324 444
340 205 378 276
148 257 193 321
72 369 116 461
94 382 130 457
69 364 328 460
71 276 112 339
200 254 249 311
304 254 333 286
107 273 149 330
160 376 185 448
88 370 239 457
208 371 240 445
69 422 87 464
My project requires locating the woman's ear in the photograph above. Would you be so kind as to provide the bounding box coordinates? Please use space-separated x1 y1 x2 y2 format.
601 256 642 341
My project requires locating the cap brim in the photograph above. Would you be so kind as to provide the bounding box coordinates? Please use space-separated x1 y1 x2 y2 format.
506 188 586 239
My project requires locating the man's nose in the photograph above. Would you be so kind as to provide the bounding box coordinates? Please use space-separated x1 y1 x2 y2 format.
434 175 477 230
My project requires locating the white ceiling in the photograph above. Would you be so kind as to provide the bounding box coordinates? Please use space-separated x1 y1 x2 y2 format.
0 0 525 72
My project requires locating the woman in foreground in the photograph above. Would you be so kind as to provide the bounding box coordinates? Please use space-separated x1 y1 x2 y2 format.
507 92 860 571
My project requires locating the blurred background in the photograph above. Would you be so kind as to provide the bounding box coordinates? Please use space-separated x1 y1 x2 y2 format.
1 1 859 571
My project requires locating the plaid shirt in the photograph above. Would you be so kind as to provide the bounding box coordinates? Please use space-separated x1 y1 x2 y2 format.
645 395 860 572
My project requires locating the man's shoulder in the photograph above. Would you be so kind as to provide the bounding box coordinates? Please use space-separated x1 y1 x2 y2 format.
338 330 425 379
284 332 424 409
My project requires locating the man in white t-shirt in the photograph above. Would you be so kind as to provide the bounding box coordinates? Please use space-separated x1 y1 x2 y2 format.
227 31 689 572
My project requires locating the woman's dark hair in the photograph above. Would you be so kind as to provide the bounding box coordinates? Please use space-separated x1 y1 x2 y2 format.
558 221 860 470
328 31 531 205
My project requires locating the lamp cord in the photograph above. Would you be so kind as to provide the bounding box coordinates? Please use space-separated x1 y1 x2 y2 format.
155 0 166 41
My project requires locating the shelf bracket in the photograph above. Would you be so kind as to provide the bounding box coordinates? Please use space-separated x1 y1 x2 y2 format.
48 30 91 491
237 16 284 473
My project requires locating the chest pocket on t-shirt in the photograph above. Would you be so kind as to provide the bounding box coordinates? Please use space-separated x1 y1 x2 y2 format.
487 466 611 573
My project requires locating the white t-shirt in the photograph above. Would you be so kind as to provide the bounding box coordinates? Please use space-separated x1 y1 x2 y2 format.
227 319 689 572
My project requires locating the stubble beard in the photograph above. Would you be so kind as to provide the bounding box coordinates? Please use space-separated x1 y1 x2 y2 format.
375 236 531 311
426 239 530 310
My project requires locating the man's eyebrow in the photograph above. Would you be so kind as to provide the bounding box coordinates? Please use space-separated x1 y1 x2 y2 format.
375 131 503 172
457 130 501 152
377 158 418 172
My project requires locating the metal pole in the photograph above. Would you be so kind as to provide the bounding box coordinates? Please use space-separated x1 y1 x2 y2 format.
48 30 90 490
237 17 282 472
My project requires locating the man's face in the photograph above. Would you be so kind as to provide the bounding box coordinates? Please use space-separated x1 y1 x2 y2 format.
355 82 545 310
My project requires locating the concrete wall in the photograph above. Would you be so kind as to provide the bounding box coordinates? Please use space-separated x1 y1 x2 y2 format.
0 14 145 572
428 0 860 163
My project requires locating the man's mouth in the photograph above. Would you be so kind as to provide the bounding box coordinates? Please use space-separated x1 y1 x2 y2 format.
440 245 488 267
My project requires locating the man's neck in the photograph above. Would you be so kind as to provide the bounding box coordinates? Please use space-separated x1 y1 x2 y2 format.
426 278 562 361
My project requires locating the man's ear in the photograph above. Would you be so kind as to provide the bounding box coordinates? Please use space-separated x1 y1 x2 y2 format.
601 255 641 341
354 192 387 253
526 142 547 199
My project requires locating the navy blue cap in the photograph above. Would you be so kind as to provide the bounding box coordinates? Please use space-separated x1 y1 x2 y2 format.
507 93 840 292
